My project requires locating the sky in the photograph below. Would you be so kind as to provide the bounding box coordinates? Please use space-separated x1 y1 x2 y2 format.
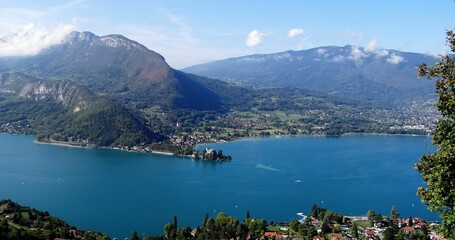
0 0 454 69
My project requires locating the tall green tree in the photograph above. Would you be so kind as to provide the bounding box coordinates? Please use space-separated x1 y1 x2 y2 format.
202 213 209 228
172 216 178 230
389 205 400 229
311 203 319 219
389 206 400 222
350 222 359 239
415 29 455 238
245 210 250 220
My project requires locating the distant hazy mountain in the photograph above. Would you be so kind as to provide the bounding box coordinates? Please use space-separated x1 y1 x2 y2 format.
183 46 438 106
0 31 221 111
0 72 164 146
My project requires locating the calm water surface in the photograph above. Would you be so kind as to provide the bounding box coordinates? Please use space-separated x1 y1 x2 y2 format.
0 134 437 238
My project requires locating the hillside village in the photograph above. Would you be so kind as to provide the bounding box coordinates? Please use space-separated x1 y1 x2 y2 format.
255 214 443 240
153 204 444 240
1 200 447 240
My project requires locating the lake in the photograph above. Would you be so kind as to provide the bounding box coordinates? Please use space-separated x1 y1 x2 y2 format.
0 134 437 238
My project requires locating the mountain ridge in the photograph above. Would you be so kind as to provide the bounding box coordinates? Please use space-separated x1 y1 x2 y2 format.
0 31 222 111
183 45 438 106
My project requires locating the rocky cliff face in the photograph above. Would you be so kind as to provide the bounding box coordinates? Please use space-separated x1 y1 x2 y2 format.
0 72 92 112
0 72 163 146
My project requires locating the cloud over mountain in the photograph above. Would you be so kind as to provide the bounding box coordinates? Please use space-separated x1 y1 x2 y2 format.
245 30 264 47
288 28 303 38
349 46 367 62
0 22 75 57
387 53 404 64
365 39 378 52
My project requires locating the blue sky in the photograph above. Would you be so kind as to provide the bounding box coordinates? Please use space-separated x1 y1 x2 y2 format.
0 0 454 68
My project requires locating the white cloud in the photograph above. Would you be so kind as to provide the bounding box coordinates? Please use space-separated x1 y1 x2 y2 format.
341 29 364 41
245 30 264 47
374 49 389 57
316 48 327 55
386 53 404 64
288 28 303 38
349 46 366 62
332 55 346 62
365 39 378 52
364 39 390 57
0 22 76 57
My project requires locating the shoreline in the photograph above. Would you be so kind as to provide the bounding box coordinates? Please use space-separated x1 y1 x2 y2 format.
150 150 174 156
194 131 430 150
22 132 431 157
32 138 195 158
33 140 86 149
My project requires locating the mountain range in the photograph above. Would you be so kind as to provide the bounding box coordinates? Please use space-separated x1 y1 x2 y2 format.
183 46 438 106
0 31 221 111
0 31 438 148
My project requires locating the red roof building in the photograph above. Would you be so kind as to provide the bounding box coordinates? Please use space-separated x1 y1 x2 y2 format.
402 226 415 235
365 229 376 236
328 233 343 240
264 231 283 239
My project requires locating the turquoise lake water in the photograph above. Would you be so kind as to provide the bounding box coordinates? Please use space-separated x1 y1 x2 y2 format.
0 134 437 238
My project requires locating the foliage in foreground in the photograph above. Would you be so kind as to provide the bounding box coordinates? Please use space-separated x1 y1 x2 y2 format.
0 199 109 240
0 199 438 240
416 29 455 238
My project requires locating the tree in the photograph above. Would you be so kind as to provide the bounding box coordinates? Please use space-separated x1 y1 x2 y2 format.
389 206 400 229
172 216 178 230
332 224 341 233
130 230 140 240
372 213 383 226
383 227 395 240
366 210 376 226
163 223 173 239
321 220 331 235
390 206 399 222
245 218 265 239
289 218 300 232
311 203 319 219
416 29 455 238
178 226 192 240
350 222 359 239
318 207 329 221
202 213 209 228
